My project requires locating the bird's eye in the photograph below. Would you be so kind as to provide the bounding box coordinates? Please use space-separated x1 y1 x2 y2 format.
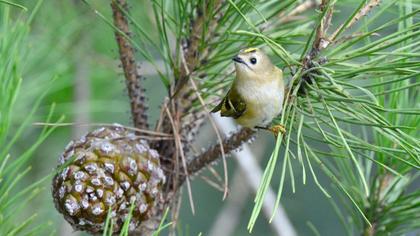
250 57 257 65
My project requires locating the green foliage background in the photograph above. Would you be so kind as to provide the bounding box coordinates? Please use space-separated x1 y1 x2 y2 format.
0 0 418 235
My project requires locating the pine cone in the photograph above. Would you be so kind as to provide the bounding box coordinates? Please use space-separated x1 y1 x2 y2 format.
52 125 165 234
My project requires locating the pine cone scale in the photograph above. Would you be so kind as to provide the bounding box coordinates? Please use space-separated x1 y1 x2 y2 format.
52 126 165 234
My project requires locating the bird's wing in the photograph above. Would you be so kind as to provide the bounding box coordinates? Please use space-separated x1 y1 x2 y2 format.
211 88 246 119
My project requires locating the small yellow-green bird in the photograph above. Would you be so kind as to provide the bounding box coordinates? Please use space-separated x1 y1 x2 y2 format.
211 48 285 135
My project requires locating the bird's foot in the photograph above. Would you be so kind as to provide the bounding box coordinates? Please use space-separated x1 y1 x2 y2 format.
255 124 286 137
268 124 286 137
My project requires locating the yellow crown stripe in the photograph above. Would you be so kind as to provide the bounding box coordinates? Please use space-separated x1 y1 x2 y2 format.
243 47 257 53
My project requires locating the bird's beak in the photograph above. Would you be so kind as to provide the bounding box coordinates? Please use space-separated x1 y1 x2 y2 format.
233 55 253 71
232 56 245 65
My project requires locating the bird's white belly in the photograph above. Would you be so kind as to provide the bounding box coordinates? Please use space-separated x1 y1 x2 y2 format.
236 80 284 127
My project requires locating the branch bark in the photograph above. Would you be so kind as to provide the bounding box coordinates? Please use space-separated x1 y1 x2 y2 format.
299 0 333 94
111 0 149 130
185 127 255 179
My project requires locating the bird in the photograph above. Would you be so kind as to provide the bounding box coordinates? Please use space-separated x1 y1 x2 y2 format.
211 47 286 135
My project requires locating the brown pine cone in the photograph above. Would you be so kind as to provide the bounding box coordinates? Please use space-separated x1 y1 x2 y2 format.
52 125 165 234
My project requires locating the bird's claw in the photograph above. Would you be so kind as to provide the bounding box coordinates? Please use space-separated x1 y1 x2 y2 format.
268 124 286 137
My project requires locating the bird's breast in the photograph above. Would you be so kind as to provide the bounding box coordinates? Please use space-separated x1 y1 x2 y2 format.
235 78 284 127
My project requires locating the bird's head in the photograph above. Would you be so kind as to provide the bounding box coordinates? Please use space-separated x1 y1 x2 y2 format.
232 48 274 77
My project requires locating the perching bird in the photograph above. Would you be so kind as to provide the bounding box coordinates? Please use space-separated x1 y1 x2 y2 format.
211 48 286 135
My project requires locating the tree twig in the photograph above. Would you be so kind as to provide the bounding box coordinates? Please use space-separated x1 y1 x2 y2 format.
312 0 334 53
163 105 196 214
186 74 229 199
259 0 321 36
330 0 381 42
279 0 320 24
111 0 148 130
299 0 333 94
184 127 255 182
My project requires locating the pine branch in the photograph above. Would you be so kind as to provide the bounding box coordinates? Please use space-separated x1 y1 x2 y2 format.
155 0 226 136
311 0 334 55
153 1 237 190
174 0 226 97
330 0 381 42
104 1 419 234
173 0 226 141
111 0 149 130
183 127 255 183
174 1 235 183
299 0 333 94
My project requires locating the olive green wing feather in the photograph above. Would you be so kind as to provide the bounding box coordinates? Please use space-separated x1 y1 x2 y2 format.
211 88 246 119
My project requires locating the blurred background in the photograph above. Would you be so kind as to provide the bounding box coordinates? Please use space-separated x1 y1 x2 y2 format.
1 1 418 235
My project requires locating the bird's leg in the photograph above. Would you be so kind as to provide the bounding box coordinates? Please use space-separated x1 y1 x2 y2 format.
255 124 286 137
